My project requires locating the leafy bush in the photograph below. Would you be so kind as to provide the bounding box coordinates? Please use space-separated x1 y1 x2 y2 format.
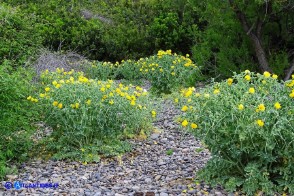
81 60 118 81
31 69 155 161
176 71 294 195
0 61 37 179
138 50 199 93
0 3 42 66
83 50 200 94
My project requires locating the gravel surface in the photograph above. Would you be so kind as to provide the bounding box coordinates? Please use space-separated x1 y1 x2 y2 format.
0 100 231 196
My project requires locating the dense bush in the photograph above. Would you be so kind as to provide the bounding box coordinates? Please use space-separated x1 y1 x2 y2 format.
138 50 199 93
175 71 294 194
30 69 155 161
0 61 37 180
3 0 199 62
0 3 42 66
82 50 200 94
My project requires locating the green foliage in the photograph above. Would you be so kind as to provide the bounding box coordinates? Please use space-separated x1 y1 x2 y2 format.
83 50 200 94
0 61 37 180
32 69 155 161
0 3 42 66
138 50 199 94
148 12 183 50
190 1 256 79
191 0 293 79
81 60 117 81
176 71 294 194
166 149 173 156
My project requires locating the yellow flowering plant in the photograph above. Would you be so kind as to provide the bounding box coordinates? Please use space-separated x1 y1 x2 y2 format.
81 50 200 94
80 60 117 80
34 69 155 161
175 71 294 195
138 50 200 93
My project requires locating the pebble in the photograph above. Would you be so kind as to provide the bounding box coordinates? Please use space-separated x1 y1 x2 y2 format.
0 99 229 195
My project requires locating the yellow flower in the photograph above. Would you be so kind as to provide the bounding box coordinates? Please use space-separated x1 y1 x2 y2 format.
181 105 188 112
130 100 136 106
290 91 294 98
109 100 114 105
263 71 271 78
53 101 58 107
249 87 255 94
195 93 201 97
32 98 38 103
45 87 50 92
52 80 58 86
86 100 91 105
191 123 198 129
151 110 156 118
256 119 264 127
244 75 251 81
57 103 63 109
75 103 80 109
213 89 220 94
274 102 281 110
174 98 179 103
106 84 111 89
55 83 61 88
272 74 278 79
160 68 163 72
39 93 45 98
182 120 188 127
27 96 32 101
171 72 175 76
256 104 266 112
204 93 210 98
100 87 105 92
136 86 143 91
227 78 233 86
244 70 250 74
238 104 244 110
184 90 193 97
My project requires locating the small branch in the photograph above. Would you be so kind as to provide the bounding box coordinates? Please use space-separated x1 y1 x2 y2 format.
247 22 255 35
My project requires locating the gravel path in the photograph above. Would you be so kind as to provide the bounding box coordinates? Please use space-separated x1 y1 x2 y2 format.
1 100 228 196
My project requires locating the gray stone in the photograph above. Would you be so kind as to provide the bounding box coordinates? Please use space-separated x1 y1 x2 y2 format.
150 133 160 140
145 178 152 183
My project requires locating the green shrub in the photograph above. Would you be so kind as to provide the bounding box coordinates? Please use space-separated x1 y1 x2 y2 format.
83 50 200 94
0 61 37 179
32 69 155 161
138 50 199 94
81 60 118 81
176 71 294 195
0 3 42 66
116 59 143 81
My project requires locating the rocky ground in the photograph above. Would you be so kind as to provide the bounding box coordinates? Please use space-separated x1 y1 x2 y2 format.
0 100 231 196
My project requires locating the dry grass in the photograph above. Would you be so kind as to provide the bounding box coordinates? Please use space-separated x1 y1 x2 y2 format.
33 49 89 80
